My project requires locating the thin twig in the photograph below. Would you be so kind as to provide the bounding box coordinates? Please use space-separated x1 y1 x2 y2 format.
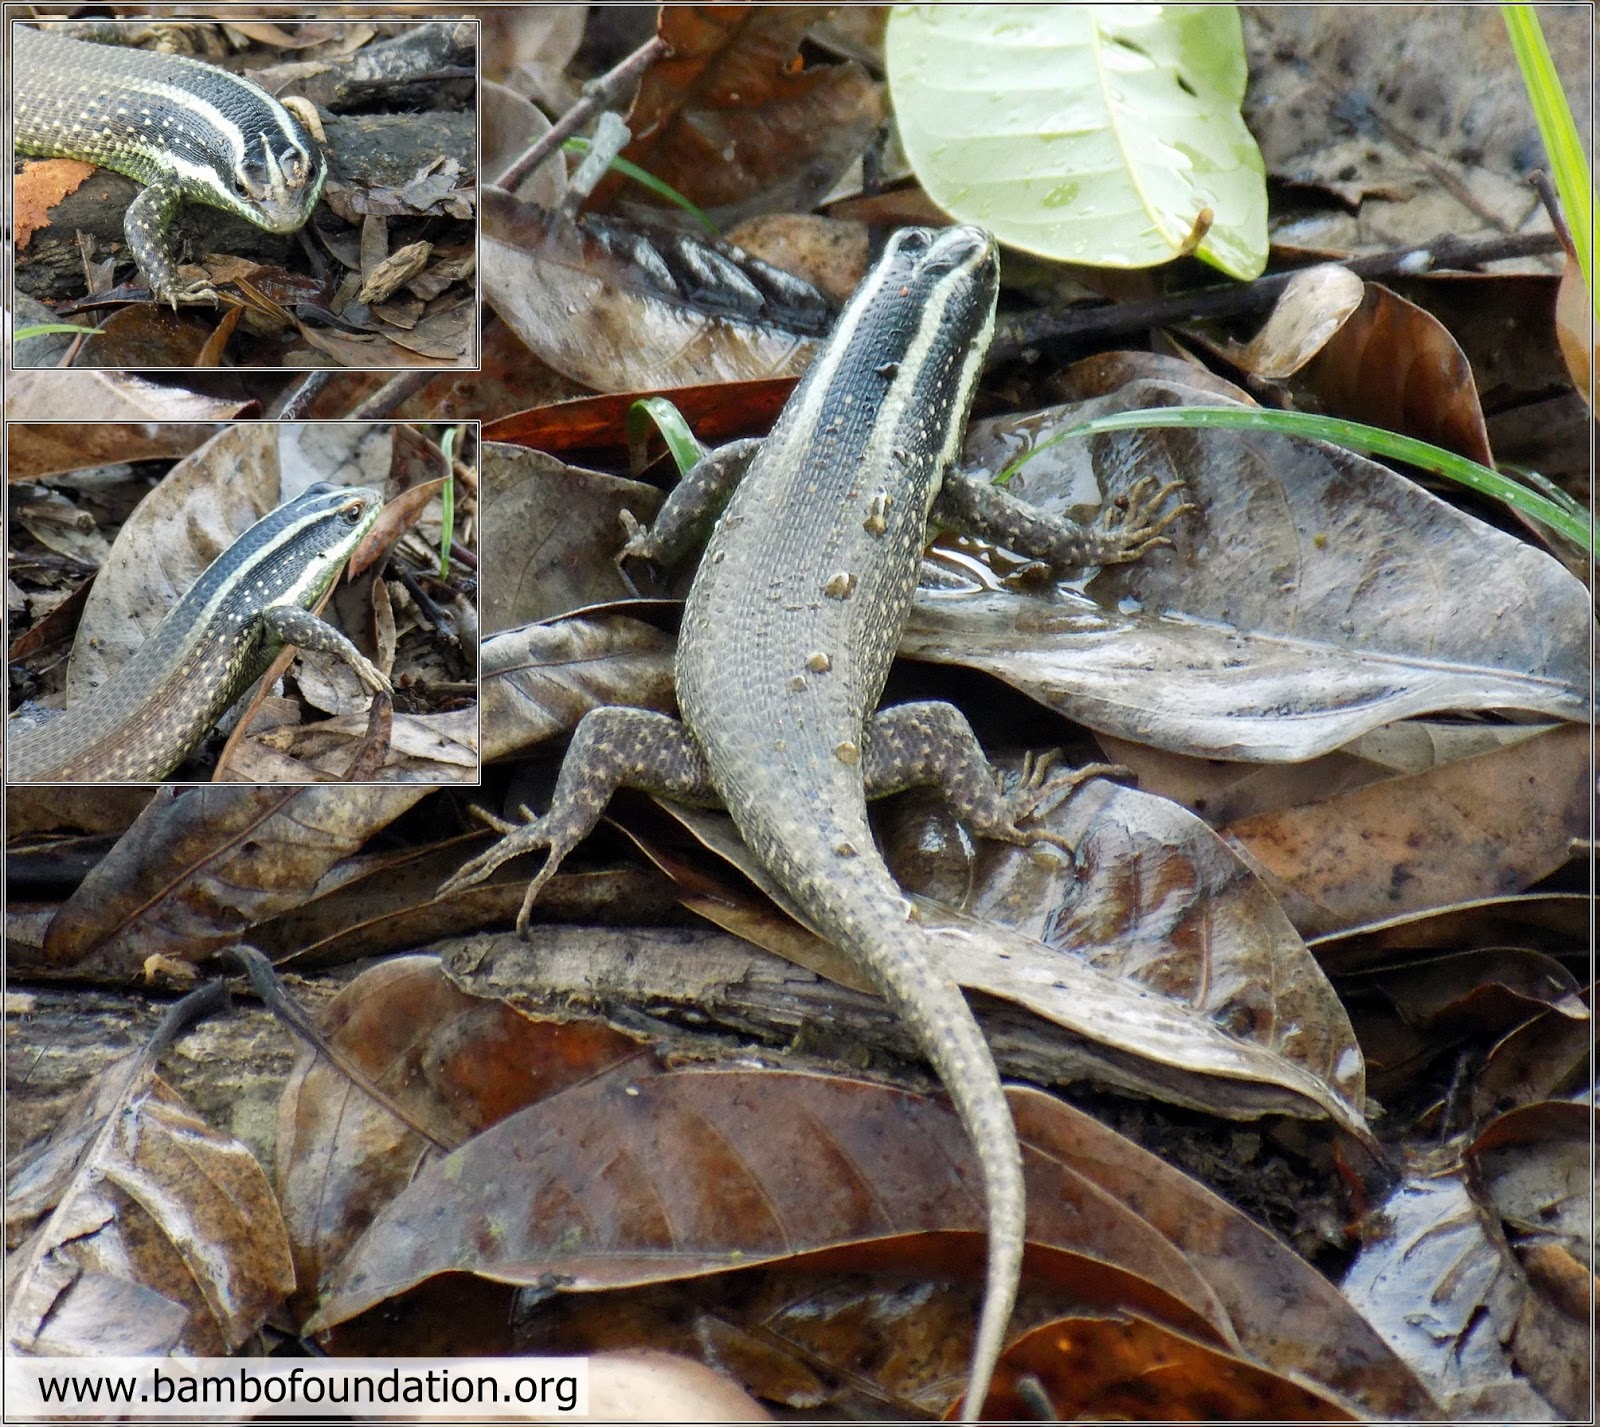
1529 170 1576 262
274 370 337 419
991 229 1565 359
219 945 454 1152
496 34 666 194
349 371 436 419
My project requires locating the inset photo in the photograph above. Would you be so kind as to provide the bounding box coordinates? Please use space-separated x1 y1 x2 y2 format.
6 422 478 783
11 17 478 370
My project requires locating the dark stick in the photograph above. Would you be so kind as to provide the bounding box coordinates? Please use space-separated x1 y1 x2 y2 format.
349 371 437 419
495 34 666 194
274 370 337 420
991 229 1564 359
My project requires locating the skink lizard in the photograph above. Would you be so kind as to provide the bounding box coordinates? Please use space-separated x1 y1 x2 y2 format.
7 482 389 783
12 24 326 305
444 226 1187 1418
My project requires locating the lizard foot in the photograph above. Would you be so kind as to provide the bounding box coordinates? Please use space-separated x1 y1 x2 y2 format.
152 279 222 311
1094 475 1197 563
1002 751 1134 853
438 805 567 938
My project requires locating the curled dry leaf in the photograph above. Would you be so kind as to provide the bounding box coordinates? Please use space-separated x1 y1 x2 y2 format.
6 1052 293 1357
1222 262 1365 379
1470 1002 1593 1126
1008 1088 1435 1419
41 785 429 979
1298 281 1495 466
482 377 796 462
667 776 1368 1137
991 1313 1354 1421
482 189 824 392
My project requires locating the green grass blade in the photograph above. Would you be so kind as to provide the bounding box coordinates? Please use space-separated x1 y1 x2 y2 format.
563 138 717 235
1501 5 1594 315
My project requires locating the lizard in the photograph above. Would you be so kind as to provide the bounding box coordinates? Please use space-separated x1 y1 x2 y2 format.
443 225 1188 1418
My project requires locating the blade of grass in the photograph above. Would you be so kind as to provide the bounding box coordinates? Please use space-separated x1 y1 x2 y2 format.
1001 405 1591 554
1501 5 1594 316
438 426 458 579
628 396 706 475
563 137 717 236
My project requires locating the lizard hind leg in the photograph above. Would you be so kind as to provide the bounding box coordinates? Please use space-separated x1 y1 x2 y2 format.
862 701 1125 857
439 706 718 937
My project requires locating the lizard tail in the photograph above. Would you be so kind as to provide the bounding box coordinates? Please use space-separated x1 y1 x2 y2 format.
845 908 1024 1423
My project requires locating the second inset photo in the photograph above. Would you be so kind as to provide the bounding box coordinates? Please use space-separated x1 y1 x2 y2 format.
6 421 478 783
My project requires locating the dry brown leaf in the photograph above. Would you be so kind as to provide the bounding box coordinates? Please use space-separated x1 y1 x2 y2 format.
5 423 221 483
1223 263 1365 378
993 1313 1355 1421
668 777 1370 1137
1553 255 1593 410
4 371 253 423
1299 282 1494 465
306 1062 1235 1375
481 443 661 631
1224 722 1588 937
915 355 1590 762
6 1041 293 1356
41 785 429 977
275 956 644 1321
479 618 678 765
482 190 823 392
598 7 885 222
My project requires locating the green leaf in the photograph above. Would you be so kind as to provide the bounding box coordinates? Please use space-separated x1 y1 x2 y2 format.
628 396 706 475
886 4 1268 279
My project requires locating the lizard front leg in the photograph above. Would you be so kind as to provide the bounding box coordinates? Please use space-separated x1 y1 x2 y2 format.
440 706 718 935
618 438 764 577
937 468 1193 571
124 176 218 308
261 605 391 694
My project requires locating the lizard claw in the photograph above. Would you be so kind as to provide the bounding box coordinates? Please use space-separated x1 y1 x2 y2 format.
1094 477 1196 563
439 801 586 940
616 508 662 596
1005 756 1137 855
